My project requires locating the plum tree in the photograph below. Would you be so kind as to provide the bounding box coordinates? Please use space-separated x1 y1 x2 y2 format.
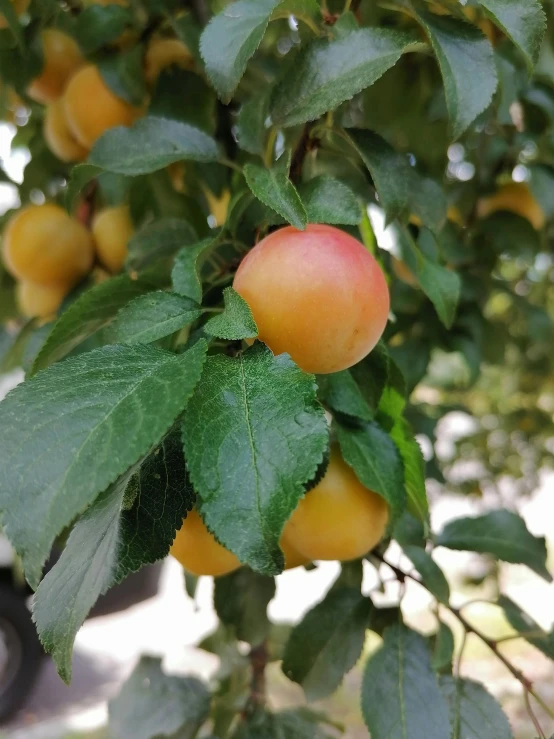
63 65 139 148
43 99 89 163
92 205 134 273
2 203 94 286
282 445 389 562
477 182 545 230
170 509 241 577
144 38 194 85
233 224 390 374
16 280 67 319
27 30 84 105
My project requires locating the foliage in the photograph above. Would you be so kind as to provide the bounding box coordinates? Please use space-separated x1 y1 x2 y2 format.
0 0 553 737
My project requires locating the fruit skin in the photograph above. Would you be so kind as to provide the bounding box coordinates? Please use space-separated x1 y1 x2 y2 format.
0 0 29 29
477 182 545 231
280 537 310 571
16 280 67 319
27 30 84 105
170 508 241 577
3 203 94 286
282 445 389 562
92 205 134 273
233 224 390 375
43 99 89 163
63 65 139 148
144 38 194 85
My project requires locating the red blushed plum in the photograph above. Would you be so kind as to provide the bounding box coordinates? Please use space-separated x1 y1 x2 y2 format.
233 224 389 374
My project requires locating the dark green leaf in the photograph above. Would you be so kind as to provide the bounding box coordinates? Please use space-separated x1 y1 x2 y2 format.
33 434 193 682
362 625 451 739
74 4 132 54
350 342 390 414
126 218 198 271
432 621 455 672
390 418 428 522
439 676 514 739
498 595 554 660
414 10 497 139
316 370 373 421
172 237 217 303
99 44 147 107
236 92 270 155
337 421 405 520
244 159 307 230
200 0 281 102
204 287 258 340
89 116 220 176
149 68 217 134
0 341 206 587
108 291 203 345
65 164 105 212
437 509 552 582
479 0 546 71
109 656 210 739
31 274 159 374
393 512 426 549
298 176 361 225
182 343 328 575
282 587 371 701
214 568 276 646
271 28 419 127
0 0 24 47
403 545 449 603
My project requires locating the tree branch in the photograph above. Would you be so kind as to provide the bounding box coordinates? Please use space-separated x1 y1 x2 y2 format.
244 641 268 715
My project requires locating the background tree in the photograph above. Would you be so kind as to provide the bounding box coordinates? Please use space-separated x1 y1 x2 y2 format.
0 0 553 737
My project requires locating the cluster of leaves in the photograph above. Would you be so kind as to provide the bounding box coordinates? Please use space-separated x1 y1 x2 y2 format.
0 0 553 737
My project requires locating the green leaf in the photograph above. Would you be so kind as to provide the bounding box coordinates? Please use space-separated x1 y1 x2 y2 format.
108 291 203 345
282 587 371 701
182 343 328 575
236 92 270 155
214 568 276 646
204 287 258 340
33 434 193 682
414 10 497 140
362 624 451 739
74 4 133 54
479 0 546 71
439 676 514 739
297 176 361 225
200 0 281 102
149 68 217 134
390 418 428 522
0 341 207 588
337 421 405 520
99 44 147 107
89 116 220 176
316 370 373 421
350 342 390 414
232 709 333 739
126 218 198 271
498 595 554 660
172 237 217 303
244 159 308 230
436 509 552 582
271 28 419 127
0 0 24 47
31 274 159 374
65 164 105 212
432 621 455 672
109 656 210 739
403 545 449 604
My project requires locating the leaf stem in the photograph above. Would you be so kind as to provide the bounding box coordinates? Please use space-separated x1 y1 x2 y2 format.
220 157 243 174
264 128 278 168
525 688 547 739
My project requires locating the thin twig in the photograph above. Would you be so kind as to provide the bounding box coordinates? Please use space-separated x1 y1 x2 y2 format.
525 688 547 739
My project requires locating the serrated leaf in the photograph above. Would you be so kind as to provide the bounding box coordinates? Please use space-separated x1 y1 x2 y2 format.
390 418 428 522
336 421 405 520
282 587 371 701
362 624 451 739
205 287 258 340
236 92 270 155
126 218 198 271
436 509 552 582
271 28 418 127
33 434 193 682
99 44 147 107
479 0 546 71
403 545 449 603
244 160 307 230
498 595 554 660
108 291 203 345
89 116 220 176
200 0 281 102
439 676 514 739
298 176 361 225
31 274 159 375
172 237 217 303
414 10 497 140
109 656 210 739
410 176 448 233
74 4 133 54
432 621 455 671
316 370 373 421
214 568 276 646
0 341 207 587
232 709 333 739
182 343 328 575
